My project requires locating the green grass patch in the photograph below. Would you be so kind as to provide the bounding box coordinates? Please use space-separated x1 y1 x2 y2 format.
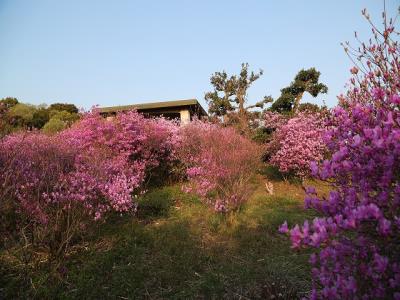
1 177 321 299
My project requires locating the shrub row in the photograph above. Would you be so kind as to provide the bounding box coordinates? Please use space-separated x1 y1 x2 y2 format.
0 110 179 262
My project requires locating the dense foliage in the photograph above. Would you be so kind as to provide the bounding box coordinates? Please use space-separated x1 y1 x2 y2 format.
270 68 328 114
205 63 273 133
0 110 179 261
205 63 272 116
178 121 262 212
279 10 400 299
266 111 326 178
0 98 79 136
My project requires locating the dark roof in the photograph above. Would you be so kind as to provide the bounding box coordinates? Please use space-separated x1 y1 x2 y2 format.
99 99 207 116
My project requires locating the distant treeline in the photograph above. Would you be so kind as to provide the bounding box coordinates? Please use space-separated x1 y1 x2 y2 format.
0 97 80 136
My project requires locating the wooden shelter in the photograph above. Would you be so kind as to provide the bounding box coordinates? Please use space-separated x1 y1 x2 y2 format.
99 99 207 123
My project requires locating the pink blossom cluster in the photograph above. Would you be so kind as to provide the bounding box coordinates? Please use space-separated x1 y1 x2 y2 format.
267 112 326 178
0 110 180 224
0 133 78 224
263 111 288 131
279 15 400 299
178 120 262 212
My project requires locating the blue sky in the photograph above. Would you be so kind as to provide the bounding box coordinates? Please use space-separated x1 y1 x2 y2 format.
0 0 398 110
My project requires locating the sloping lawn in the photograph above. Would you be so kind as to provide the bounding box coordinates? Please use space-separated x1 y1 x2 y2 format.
1 169 328 299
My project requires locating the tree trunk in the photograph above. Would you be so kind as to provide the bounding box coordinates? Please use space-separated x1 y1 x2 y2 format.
237 91 248 133
293 92 304 112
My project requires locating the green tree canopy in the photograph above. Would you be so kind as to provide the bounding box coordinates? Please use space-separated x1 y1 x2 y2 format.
48 103 79 114
298 102 326 113
32 107 50 129
49 110 79 124
205 63 273 118
0 97 19 110
0 98 19 136
8 103 37 127
0 99 81 132
270 68 328 113
42 118 66 134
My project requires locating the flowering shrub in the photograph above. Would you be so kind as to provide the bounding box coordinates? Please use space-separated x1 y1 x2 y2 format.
279 11 400 299
178 121 262 212
266 111 326 178
140 117 182 186
263 111 288 131
0 109 180 260
0 133 85 258
55 110 150 219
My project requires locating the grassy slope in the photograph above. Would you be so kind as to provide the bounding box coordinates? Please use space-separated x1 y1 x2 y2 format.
1 168 330 299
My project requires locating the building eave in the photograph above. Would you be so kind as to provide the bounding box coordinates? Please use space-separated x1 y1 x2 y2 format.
98 99 208 116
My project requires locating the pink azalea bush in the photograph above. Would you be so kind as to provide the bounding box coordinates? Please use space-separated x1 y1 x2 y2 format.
266 111 326 178
0 133 78 238
0 109 180 259
178 120 262 212
140 116 182 185
263 111 288 131
279 11 400 299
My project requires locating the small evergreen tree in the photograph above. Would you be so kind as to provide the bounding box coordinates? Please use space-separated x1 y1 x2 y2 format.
271 68 328 113
205 63 272 131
